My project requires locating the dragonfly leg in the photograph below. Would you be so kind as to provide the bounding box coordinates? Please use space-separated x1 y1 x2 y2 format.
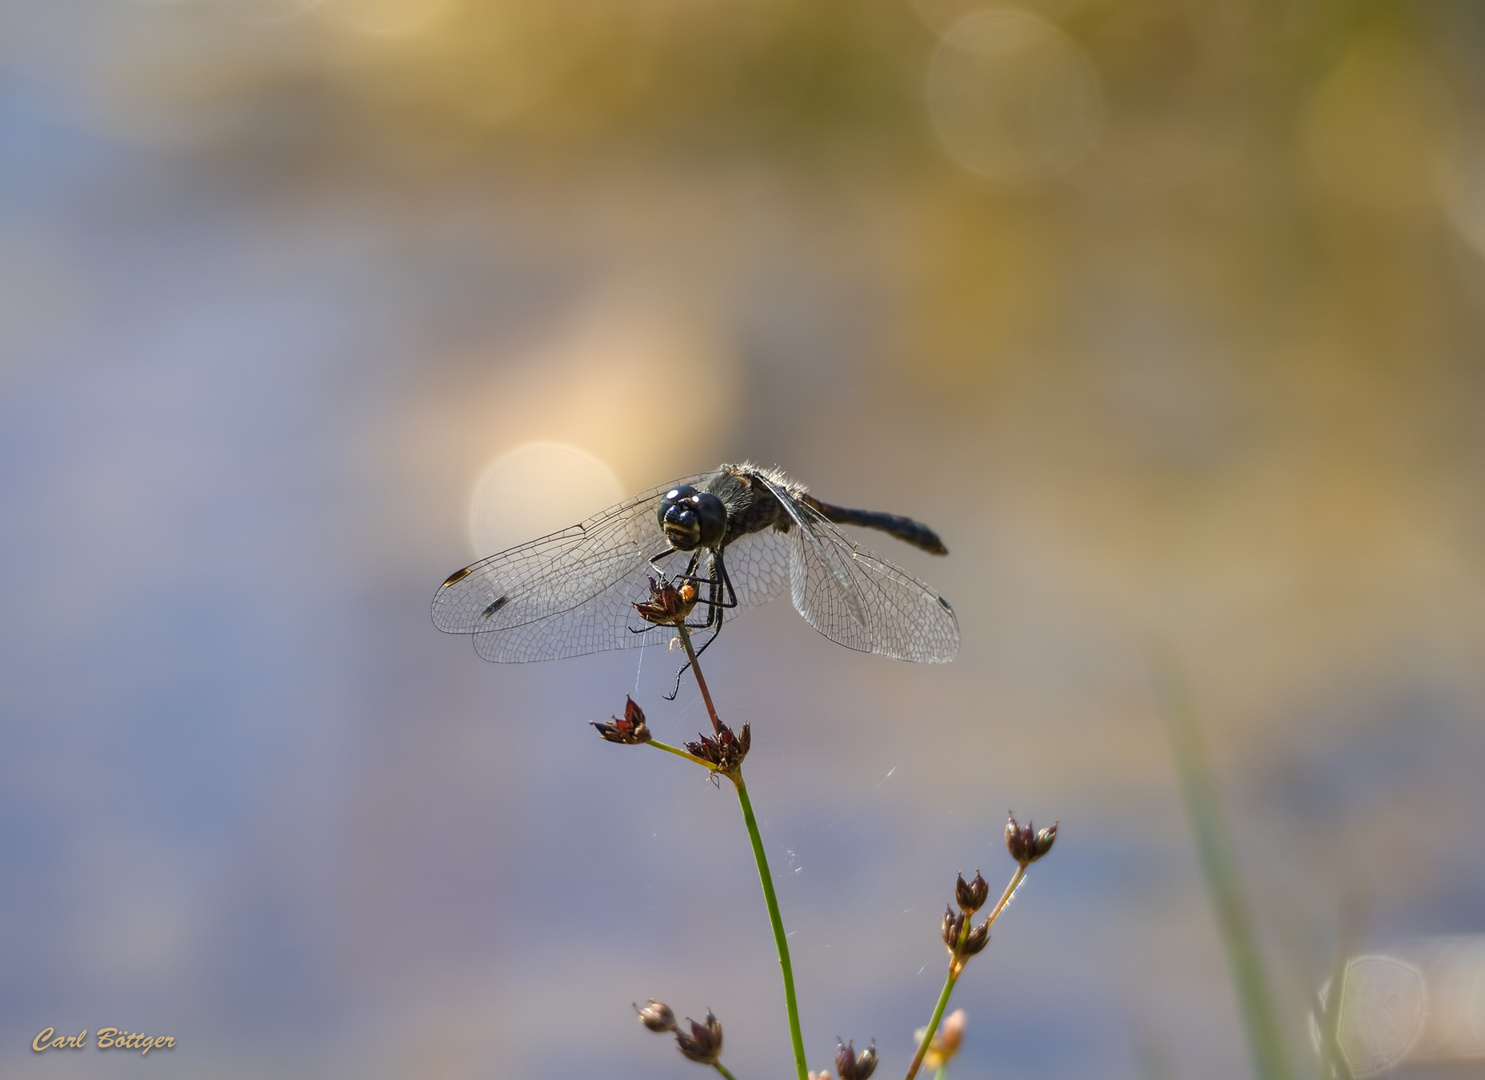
676 549 738 622
657 549 732 632
662 552 735 700
646 545 682 578
714 550 739 610
673 548 736 634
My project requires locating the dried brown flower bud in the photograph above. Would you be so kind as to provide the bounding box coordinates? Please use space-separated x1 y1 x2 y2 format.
594 697 651 744
675 1010 723 1065
836 1038 878 1080
962 919 990 957
943 905 989 961
684 722 751 773
1005 812 1057 867
942 905 965 951
634 576 699 626
955 870 989 914
635 1000 676 1033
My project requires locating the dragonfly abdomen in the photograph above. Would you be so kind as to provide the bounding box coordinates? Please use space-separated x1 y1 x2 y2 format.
806 499 949 555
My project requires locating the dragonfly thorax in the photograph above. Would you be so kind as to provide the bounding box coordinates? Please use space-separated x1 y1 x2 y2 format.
658 486 727 552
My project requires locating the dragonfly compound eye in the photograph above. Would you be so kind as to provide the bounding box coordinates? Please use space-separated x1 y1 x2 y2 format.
658 485 700 548
691 491 726 547
657 486 698 526
659 487 726 551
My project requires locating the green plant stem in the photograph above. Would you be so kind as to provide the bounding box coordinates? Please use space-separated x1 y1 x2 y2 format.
647 738 719 770
674 623 809 1080
713 1063 739 1080
1153 659 1295 1080
905 865 1025 1080
983 865 1026 929
905 966 960 1080
734 774 808 1080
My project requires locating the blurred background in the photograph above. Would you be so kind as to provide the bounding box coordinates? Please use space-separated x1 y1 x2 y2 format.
2 0 1484 1077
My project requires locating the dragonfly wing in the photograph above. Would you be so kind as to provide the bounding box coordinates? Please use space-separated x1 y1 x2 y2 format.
469 553 691 662
784 504 960 663
431 474 706 661
755 474 870 627
484 527 797 664
716 526 794 608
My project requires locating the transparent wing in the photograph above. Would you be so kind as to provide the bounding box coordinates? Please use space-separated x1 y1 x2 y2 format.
430 474 794 663
717 525 793 608
431 475 697 662
472 553 681 662
769 486 960 663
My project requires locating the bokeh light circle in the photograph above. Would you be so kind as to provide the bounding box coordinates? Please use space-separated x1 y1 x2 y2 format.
927 10 1103 182
1312 955 1427 1078
467 442 624 558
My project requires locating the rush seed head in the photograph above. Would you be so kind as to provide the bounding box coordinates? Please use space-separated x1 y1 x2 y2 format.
1005 812 1057 867
684 722 751 774
955 870 989 914
635 1000 676 1033
593 696 651 745
633 576 699 627
674 1010 723 1065
836 1038 879 1080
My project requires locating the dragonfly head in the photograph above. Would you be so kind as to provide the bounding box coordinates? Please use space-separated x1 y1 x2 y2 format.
659 486 727 551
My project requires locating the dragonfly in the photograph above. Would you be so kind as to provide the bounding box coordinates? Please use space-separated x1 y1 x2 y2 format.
432 462 959 665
